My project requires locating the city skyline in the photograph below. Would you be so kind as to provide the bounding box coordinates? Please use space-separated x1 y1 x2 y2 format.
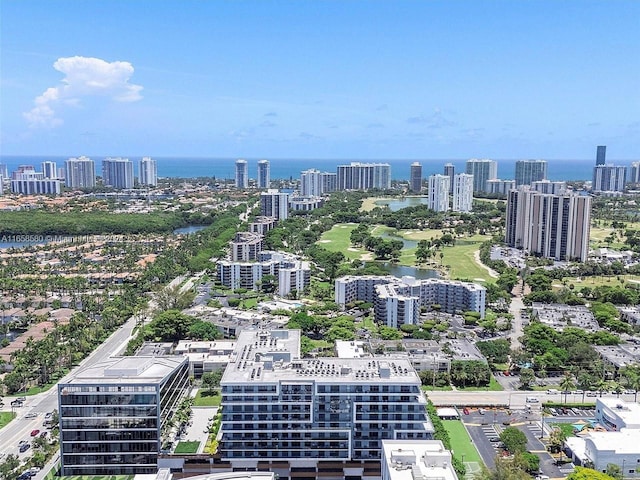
1 1 638 159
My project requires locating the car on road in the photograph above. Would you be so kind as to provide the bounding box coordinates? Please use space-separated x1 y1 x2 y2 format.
17 472 31 480
462 408 470 415
19 443 30 453
30 429 40 437
572 390 583 395
29 467 41 476
586 391 597 397
624 389 636 395
24 412 38 419
546 389 559 395
489 437 500 443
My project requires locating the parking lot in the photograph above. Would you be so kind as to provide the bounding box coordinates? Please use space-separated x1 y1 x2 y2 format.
461 406 565 478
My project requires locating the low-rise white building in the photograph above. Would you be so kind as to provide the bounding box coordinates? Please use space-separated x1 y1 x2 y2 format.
381 440 458 480
595 397 640 431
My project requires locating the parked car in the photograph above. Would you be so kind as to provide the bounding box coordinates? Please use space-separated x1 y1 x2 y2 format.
546 389 559 395
462 408 470 415
19 443 30 453
29 467 41 476
586 391 597 397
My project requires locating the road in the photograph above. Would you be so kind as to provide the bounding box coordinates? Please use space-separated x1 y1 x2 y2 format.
425 389 638 407
0 315 137 460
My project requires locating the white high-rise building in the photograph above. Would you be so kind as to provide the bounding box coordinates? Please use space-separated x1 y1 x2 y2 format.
41 161 58 179
65 156 96 189
0 174 3 195
337 162 391 190
139 157 158 187
629 162 640 184
102 157 134 189
452 173 473 212
257 159 270 189
592 165 626 193
515 159 547 186
410 162 422 192
486 179 516 196
465 158 497 193
427 174 450 212
260 189 289 220
235 159 248 189
506 187 591 261
531 180 566 195
300 169 323 196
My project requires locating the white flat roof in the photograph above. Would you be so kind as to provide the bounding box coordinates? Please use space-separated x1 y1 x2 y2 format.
597 397 640 428
63 356 187 385
382 440 458 480
586 429 640 454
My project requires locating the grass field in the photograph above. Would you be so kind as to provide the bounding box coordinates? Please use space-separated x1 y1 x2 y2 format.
442 420 484 466
174 441 200 454
440 235 494 282
554 274 640 290
194 390 222 407
457 376 504 392
317 223 370 260
0 411 16 428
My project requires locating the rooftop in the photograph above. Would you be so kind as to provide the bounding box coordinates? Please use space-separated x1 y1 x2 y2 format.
597 398 640 428
382 440 458 480
62 356 187 385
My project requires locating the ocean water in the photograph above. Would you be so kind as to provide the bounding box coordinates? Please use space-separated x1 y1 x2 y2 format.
0 156 621 182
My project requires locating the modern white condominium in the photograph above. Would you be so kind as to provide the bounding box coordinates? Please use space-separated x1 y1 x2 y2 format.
257 159 270 189
139 157 158 187
515 159 547 186
235 159 249 189
41 161 58 179
486 179 515 196
410 162 422 192
260 189 289 220
452 173 473 212
10 165 61 195
102 157 134 189
230 232 264 261
629 162 640 184
336 275 486 325
65 156 96 189
531 179 566 195
219 329 432 477
505 187 591 261
427 174 450 212
465 158 497 193
592 164 627 192
337 162 391 190
300 168 325 196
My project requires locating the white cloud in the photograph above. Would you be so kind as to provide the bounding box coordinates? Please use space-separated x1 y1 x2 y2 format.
23 56 143 128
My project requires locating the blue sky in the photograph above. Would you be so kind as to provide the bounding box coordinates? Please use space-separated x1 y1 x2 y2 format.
1 0 638 159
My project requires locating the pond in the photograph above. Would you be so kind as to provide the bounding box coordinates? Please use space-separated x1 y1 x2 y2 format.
374 196 429 212
173 225 209 235
377 229 418 249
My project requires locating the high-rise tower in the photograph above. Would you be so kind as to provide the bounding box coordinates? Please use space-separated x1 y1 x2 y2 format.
443 163 455 193
452 173 473 212
139 157 158 187
596 146 607 165
235 159 248 189
102 157 134 189
409 162 422 192
257 159 270 189
515 159 547 186
65 156 96 189
427 174 450 212
465 159 497 193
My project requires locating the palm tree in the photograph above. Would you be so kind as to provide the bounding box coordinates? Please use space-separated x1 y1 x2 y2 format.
559 372 575 404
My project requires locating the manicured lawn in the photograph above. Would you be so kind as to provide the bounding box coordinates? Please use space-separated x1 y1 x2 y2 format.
318 223 369 260
174 441 200 454
194 390 221 407
241 297 258 309
440 235 494 282
421 385 454 391
0 411 16 428
557 274 640 290
457 376 504 391
442 420 484 465
359 316 379 334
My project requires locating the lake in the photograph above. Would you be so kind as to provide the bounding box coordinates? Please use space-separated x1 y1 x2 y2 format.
374 196 429 212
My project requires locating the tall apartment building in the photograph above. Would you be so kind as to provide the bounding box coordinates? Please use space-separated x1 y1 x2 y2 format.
321 172 337 193
443 163 455 193
58 356 190 476
336 275 486 324
139 157 158 187
11 165 61 195
0 174 3 195
218 329 432 478
630 162 640 184
505 187 591 261
337 162 391 190
230 232 264 261
531 180 566 195
0 163 8 179
409 162 422 192
260 189 289 220
465 158 497 193
235 159 248 189
65 156 96 189
596 145 607 165
592 164 627 193
515 159 547 186
249 216 278 236
452 173 473 212
427 174 450 212
102 157 134 189
300 169 323 196
257 159 270 189
486 179 515 196
41 161 58 179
